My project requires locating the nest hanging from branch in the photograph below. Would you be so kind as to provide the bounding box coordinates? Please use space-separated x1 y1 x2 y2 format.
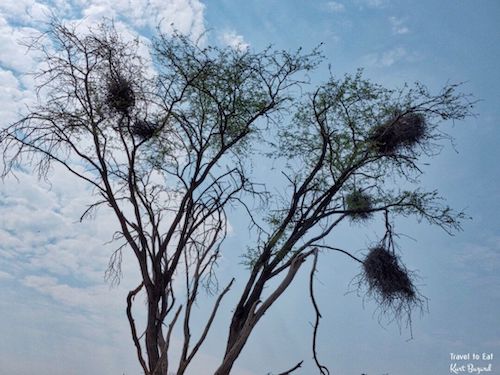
131 119 158 140
357 246 424 329
106 75 135 113
369 112 427 154
346 189 373 221
362 246 415 299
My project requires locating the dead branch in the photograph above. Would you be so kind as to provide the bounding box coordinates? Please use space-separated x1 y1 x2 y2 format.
309 249 329 375
126 282 148 374
273 360 304 375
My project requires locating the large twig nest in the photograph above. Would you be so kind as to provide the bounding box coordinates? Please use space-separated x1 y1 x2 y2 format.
363 246 415 299
369 112 427 154
131 120 158 139
106 76 135 113
357 246 424 329
346 189 373 221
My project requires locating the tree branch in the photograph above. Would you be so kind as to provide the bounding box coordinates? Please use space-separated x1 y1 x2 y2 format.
126 282 148 374
309 249 329 375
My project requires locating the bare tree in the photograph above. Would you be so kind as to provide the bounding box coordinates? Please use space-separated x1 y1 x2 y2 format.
0 20 474 375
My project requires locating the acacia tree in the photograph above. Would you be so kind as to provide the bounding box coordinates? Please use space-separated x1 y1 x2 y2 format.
0 21 474 375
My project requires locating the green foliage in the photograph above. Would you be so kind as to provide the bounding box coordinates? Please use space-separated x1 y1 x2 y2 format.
346 189 373 221
152 33 322 156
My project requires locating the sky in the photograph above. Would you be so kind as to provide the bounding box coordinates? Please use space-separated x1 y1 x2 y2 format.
0 1 500 374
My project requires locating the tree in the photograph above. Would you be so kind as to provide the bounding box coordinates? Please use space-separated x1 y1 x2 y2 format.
0 20 474 375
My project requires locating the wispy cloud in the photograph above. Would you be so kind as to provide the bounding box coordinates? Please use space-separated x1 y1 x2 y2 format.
354 0 387 9
453 239 500 288
0 16 43 73
455 241 500 273
389 16 410 34
0 165 144 373
0 0 206 39
361 47 417 67
325 1 345 12
0 70 35 124
366 0 386 7
0 0 50 24
219 30 250 52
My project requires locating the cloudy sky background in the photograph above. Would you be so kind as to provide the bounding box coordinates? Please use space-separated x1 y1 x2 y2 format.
1 1 500 374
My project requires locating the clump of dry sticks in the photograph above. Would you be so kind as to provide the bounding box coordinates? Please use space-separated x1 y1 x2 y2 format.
106 75 135 113
131 119 158 139
356 245 425 331
369 111 427 154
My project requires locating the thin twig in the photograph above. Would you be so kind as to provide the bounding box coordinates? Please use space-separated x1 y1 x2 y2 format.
309 249 329 375
314 244 363 263
274 360 304 375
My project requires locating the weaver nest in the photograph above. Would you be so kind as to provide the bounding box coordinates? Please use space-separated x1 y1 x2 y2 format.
369 112 427 154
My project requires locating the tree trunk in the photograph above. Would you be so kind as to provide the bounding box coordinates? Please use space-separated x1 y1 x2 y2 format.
146 294 161 374
215 317 254 375
217 287 265 374
217 255 306 375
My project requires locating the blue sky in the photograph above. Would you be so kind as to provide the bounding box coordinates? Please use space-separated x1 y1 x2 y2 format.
0 1 499 374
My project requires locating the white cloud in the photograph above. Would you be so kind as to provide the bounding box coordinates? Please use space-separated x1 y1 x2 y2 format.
69 0 206 39
389 16 409 35
326 1 345 12
0 165 148 374
0 165 251 375
449 238 500 300
22 274 126 311
0 0 51 24
0 69 35 124
454 239 500 274
0 163 142 281
0 273 142 374
0 270 12 279
365 0 386 7
0 16 43 73
354 0 387 9
361 46 419 68
219 30 250 52
1 0 206 46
